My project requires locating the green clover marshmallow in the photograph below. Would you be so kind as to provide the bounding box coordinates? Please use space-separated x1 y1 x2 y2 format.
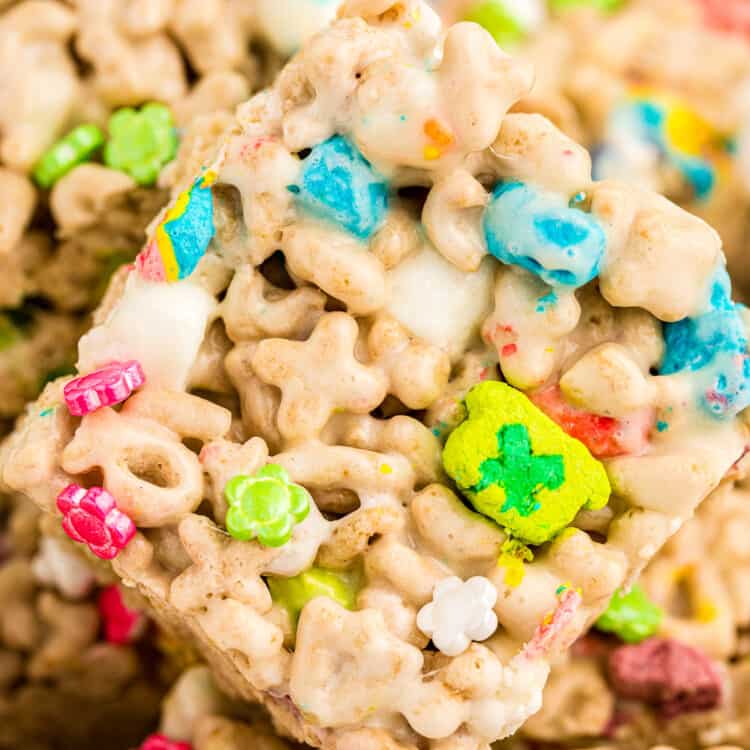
224 464 310 547
104 103 178 186
595 585 663 643
443 381 610 545
267 567 359 624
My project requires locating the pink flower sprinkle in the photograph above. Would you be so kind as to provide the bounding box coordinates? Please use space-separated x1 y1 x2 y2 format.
523 586 582 660
139 734 192 750
57 484 136 560
98 585 147 644
64 360 145 416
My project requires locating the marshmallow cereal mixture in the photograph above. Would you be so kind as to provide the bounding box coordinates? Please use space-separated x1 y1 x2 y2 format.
0 0 341 432
3 1 750 748
443 0 750 299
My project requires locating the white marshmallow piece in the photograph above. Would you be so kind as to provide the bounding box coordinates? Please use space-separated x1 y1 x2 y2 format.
417 575 498 656
386 243 495 361
78 272 216 392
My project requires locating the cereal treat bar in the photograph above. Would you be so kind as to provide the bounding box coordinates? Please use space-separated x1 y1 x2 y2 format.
484 455 750 749
0 492 169 750
4 0 750 747
510 460 750 749
443 0 750 297
0 0 342 426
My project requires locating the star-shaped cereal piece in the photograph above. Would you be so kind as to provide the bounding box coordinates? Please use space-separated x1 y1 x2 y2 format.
290 597 423 726
251 313 388 441
169 514 274 614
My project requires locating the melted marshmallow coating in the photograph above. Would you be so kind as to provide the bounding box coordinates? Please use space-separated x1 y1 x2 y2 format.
508 0 750 294
2 2 749 749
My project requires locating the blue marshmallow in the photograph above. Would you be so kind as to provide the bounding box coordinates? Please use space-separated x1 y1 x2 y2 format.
661 265 750 419
291 135 388 240
482 181 606 289
594 100 716 201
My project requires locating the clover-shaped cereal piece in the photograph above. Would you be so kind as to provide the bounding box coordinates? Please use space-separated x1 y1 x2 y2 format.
224 464 311 548
267 567 359 624
104 103 178 186
56 484 136 559
443 380 610 544
595 585 663 644
416 575 498 656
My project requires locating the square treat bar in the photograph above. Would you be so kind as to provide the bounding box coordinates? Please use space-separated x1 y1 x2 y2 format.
3 1 749 747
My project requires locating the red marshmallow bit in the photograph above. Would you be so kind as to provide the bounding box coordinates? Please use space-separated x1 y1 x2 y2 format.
696 0 750 40
530 385 652 459
608 637 723 718
57 484 136 560
139 735 192 750
98 585 147 645
64 360 145 417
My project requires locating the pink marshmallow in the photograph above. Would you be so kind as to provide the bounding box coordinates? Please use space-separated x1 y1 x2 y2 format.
64 360 145 416
139 734 192 750
57 484 136 560
98 585 147 644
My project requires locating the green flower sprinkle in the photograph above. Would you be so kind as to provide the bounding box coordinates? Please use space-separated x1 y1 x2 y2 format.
224 464 310 547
